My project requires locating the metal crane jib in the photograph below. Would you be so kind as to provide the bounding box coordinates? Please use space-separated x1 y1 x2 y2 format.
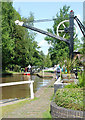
15 20 69 45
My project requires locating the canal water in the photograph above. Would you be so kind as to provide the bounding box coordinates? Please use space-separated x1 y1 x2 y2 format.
1 74 51 100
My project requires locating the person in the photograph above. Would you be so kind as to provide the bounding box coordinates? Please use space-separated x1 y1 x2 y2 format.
28 64 31 72
56 65 60 79
21 68 23 72
25 67 27 72
75 67 78 79
62 65 67 73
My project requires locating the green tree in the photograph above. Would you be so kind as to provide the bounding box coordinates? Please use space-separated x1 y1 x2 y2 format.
22 12 34 26
45 5 70 66
2 2 15 70
2 2 51 71
2 2 40 70
45 54 52 67
45 5 81 66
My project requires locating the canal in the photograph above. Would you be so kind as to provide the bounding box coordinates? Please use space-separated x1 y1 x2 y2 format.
1 74 51 100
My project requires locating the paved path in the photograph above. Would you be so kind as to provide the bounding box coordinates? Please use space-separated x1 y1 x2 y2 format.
2 78 55 118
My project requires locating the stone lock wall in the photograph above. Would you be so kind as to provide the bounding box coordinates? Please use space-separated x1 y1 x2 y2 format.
50 101 84 118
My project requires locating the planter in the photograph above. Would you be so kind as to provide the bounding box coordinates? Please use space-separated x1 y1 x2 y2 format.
62 74 77 83
50 101 84 118
62 79 77 83
62 74 75 79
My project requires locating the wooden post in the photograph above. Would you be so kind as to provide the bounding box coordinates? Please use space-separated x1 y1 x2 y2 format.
30 81 34 99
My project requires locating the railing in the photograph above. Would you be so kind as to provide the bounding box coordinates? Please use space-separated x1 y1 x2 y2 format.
0 80 34 99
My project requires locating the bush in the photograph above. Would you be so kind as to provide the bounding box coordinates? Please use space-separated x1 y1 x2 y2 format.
55 88 84 111
14 65 20 72
65 72 84 88
77 72 85 87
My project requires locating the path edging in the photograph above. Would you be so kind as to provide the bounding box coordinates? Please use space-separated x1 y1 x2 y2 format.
50 101 84 118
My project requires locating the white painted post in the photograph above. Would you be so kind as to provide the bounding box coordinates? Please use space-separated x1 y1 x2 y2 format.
30 81 34 99
43 69 44 77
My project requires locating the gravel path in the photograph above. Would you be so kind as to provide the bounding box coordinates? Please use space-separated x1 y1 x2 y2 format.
2 78 55 118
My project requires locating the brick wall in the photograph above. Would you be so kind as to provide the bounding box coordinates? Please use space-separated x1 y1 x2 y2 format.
50 101 84 118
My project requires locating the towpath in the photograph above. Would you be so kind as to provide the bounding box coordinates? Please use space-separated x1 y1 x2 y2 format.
2 77 55 118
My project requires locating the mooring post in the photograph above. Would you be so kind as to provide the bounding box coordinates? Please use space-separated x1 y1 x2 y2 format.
69 10 74 59
43 69 44 77
30 81 34 99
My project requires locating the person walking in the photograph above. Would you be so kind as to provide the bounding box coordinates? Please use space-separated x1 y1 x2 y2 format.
56 64 61 79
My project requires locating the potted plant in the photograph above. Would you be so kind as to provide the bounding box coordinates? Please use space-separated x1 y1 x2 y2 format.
61 57 77 82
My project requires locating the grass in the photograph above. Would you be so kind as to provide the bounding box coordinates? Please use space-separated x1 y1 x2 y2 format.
65 83 79 88
50 93 55 101
2 70 20 74
54 88 84 111
44 70 54 73
6 70 20 74
1 97 39 117
42 108 52 118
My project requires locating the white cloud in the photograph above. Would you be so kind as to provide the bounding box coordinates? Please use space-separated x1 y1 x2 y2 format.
38 40 46 46
38 39 51 55
38 39 51 47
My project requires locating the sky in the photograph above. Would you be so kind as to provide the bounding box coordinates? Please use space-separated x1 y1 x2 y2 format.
13 1 84 55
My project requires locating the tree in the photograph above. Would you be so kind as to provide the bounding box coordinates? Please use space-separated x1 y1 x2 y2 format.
2 2 51 71
22 12 34 26
45 5 81 66
2 2 15 70
45 5 70 66
2 2 40 70
45 54 52 67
